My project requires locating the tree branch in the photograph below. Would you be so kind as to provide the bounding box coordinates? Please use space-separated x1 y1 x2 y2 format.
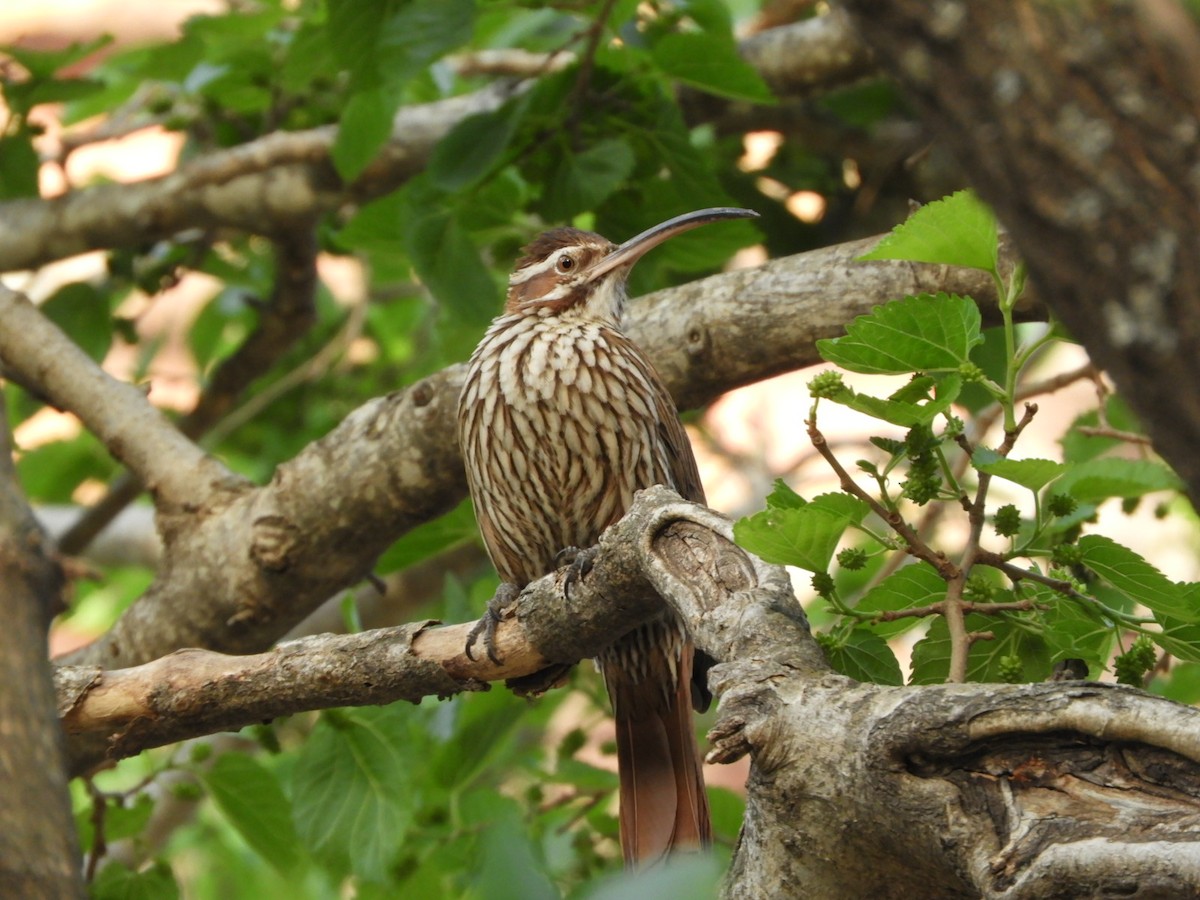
0 392 83 898
0 284 239 511
57 229 320 555
57 487 805 775
0 16 874 275
54 236 1022 670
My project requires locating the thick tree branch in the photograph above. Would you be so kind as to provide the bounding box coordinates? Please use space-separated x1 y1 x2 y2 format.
56 237 1023 670
0 284 239 511
57 229 320 555
56 487 748 775
0 393 83 898
54 486 1200 898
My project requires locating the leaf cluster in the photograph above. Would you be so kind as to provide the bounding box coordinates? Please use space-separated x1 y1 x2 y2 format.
736 191 1200 687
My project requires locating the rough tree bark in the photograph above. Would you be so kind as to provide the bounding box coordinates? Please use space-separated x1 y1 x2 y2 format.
0 393 83 899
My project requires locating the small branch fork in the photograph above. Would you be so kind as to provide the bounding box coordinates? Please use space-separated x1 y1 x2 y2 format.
808 403 1046 682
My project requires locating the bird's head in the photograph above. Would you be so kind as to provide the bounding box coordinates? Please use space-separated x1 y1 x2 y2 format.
504 207 759 323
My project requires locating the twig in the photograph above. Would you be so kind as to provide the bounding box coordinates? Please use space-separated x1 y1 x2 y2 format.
807 417 958 579
871 598 1037 622
1074 425 1153 445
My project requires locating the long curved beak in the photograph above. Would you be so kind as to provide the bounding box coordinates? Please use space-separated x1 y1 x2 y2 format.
586 207 759 281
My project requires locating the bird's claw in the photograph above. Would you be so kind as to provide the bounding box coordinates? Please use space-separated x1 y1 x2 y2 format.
559 545 597 600
465 582 520 665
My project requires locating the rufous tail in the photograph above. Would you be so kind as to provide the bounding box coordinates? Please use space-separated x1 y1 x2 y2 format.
607 637 711 866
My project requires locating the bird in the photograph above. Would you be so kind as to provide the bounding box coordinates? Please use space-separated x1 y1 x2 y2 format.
457 207 759 866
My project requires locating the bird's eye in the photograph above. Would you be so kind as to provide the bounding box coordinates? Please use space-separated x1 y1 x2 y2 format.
556 254 574 273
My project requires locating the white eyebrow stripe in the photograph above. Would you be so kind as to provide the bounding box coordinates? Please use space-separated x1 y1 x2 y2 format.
510 254 560 286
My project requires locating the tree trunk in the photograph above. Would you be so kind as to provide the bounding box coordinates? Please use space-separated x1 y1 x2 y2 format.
0 395 83 898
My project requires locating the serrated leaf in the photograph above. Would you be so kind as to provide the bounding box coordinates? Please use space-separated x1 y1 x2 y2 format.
543 138 636 221
651 32 773 103
816 292 982 375
1079 535 1199 622
292 707 414 881
765 478 805 510
1151 611 1200 664
910 610 1051 684
826 374 962 426
1038 590 1115 671
822 627 903 685
332 86 401 182
972 448 1065 492
1054 457 1181 503
734 493 869 571
401 183 498 325
202 752 299 874
855 562 947 637
428 99 526 191
858 190 998 273
92 861 179 900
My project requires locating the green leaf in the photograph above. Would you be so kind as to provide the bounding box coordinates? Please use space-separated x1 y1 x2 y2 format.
474 804 559 900
1079 535 1200 622
816 292 982 375
332 86 401 182
765 478 805 510
542 138 636 221
202 752 300 874
2 34 113 79
824 374 962 427
428 100 526 191
651 32 773 103
1150 661 1200 703
1055 458 1182 503
972 448 1065 492
0 132 40 200
1038 590 1115 672
400 184 499 325
1061 396 1141 463
430 689 526 790
858 190 998 273
377 0 475 83
40 282 112 362
376 499 479 573
734 493 869 572
292 707 414 881
822 627 903 685
1151 612 1200 664
585 854 722 900
910 609 1051 684
855 562 947 637
92 860 179 900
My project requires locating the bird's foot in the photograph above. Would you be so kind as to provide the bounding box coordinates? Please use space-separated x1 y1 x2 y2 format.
558 545 597 600
465 582 520 665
